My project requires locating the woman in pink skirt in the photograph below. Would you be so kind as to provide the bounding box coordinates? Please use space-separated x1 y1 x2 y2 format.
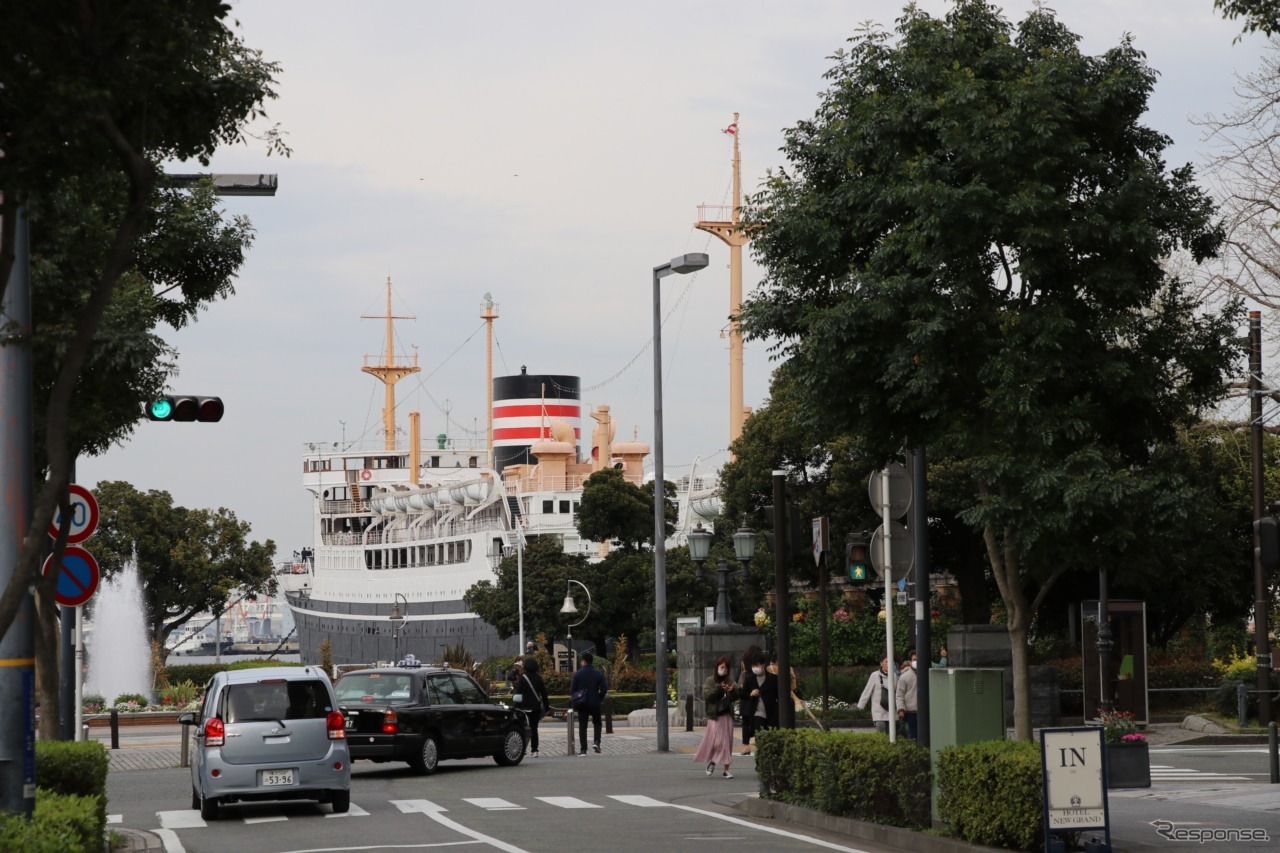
693 656 739 779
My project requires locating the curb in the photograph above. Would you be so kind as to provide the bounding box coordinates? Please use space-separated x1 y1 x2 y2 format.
111 826 164 851
732 795 1009 853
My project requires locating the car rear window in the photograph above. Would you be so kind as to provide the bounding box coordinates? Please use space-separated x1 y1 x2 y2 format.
224 680 334 722
335 673 413 703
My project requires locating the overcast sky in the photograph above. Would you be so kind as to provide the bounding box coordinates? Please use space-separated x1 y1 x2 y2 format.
77 0 1267 556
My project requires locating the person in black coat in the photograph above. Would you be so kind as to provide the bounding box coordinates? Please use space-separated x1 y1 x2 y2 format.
738 648 777 755
512 658 550 757
568 652 609 755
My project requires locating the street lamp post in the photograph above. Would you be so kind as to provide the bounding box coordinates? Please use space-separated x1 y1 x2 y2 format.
560 580 592 670
687 524 755 626
652 252 711 752
389 593 408 664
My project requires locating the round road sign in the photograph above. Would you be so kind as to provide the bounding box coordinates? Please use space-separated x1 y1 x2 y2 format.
868 462 912 520
48 484 99 545
869 521 914 582
41 546 100 607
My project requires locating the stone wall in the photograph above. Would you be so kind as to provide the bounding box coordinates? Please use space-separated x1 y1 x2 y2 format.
676 626 765 725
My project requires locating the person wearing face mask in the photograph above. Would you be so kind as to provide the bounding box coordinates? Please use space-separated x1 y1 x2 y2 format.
896 649 919 739
736 649 775 755
856 654 892 734
693 656 740 778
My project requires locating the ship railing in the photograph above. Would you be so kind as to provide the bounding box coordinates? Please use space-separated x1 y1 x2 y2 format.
503 470 643 494
319 516 505 547
302 436 489 456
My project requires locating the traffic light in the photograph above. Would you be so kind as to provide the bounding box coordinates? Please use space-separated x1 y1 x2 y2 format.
145 395 224 422
1256 515 1280 573
847 534 870 582
756 504 807 564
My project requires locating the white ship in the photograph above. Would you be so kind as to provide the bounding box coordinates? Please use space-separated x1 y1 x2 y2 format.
283 286 722 666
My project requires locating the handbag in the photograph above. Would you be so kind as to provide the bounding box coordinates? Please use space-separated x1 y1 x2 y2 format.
571 688 587 707
522 674 545 721
879 675 890 711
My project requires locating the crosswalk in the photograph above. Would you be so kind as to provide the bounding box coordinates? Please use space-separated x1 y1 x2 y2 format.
1149 764 1253 783
112 793 674 829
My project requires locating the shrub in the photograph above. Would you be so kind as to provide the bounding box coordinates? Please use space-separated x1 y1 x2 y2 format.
159 680 203 709
755 728 930 829
936 740 1042 851
111 693 149 709
81 694 106 714
0 789 102 853
35 740 108 839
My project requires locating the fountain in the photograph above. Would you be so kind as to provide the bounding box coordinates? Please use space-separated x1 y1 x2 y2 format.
85 557 153 704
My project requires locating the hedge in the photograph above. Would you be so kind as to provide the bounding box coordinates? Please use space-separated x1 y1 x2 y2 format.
0 789 102 853
754 728 930 829
936 740 1043 851
35 740 108 833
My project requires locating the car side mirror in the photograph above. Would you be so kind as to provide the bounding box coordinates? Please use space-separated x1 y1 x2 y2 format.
178 712 197 726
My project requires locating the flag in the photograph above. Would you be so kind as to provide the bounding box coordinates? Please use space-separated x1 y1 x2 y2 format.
722 122 737 135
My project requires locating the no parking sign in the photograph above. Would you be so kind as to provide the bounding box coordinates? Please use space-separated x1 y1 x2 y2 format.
42 546 100 607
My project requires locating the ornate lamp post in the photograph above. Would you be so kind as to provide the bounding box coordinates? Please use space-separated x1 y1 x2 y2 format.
389 593 408 664
687 524 755 626
560 579 592 670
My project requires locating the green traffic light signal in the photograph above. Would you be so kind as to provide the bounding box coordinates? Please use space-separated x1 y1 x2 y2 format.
148 398 173 420
850 564 868 582
847 535 870 583
144 395 224 422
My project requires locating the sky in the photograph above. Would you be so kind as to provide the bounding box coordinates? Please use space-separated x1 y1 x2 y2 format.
77 0 1269 556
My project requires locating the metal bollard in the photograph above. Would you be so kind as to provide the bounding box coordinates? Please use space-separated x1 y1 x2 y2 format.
1239 683 1248 728
567 709 575 755
110 709 119 750
180 723 190 768
604 695 613 735
685 694 694 732
1270 722 1278 784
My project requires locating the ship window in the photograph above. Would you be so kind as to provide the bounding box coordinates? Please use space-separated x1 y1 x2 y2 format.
542 500 553 514
559 500 570 514
468 456 477 468
431 456 440 467
523 498 531 515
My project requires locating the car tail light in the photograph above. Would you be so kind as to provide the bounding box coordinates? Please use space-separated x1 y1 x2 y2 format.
327 710 346 740
381 710 398 735
204 717 225 747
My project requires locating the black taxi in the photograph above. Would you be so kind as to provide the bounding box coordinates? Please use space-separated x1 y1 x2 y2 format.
334 664 527 773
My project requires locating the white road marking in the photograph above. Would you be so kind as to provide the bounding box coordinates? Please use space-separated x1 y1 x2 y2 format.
107 814 122 824
536 796 601 809
604 798 873 851
1150 764 1252 781
157 810 206 829
392 799 448 814
244 815 289 824
325 802 370 818
609 795 666 807
155 827 187 853
464 798 524 810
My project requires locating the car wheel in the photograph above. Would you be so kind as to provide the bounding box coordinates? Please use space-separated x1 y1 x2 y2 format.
199 791 219 821
410 734 440 774
190 786 199 810
494 727 526 766
331 789 350 814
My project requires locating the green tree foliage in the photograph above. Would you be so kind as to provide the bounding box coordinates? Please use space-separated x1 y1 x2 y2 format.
740 1 1241 738
91 481 276 657
1215 0 1280 36
574 467 653 551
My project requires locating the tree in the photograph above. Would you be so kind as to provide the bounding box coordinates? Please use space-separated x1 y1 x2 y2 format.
91 481 276 660
575 468 653 551
464 536 593 648
740 0 1241 739
0 0 285 654
1215 0 1280 36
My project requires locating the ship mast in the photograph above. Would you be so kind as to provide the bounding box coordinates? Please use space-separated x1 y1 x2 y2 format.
362 275 419 451
481 294 499 459
695 112 750 460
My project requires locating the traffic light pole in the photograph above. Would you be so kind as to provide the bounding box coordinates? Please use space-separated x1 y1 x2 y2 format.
1250 310 1272 727
772 471 794 729
910 446 931 749
0 205 37 817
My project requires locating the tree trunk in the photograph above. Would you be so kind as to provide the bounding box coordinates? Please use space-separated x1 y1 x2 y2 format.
34 587 61 740
1007 613 1032 741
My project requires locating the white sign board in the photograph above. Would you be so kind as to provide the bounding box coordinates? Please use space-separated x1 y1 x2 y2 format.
1040 727 1110 839
811 517 828 566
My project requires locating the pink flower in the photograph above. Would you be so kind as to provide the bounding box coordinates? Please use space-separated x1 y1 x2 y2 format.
1121 733 1147 743
833 608 850 623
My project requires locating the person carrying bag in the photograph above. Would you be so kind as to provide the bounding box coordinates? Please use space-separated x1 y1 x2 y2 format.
512 658 550 757
856 654 892 735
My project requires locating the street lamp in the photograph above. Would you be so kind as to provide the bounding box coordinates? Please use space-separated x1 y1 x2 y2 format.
688 524 755 626
389 593 408 664
652 251 711 752
560 580 592 670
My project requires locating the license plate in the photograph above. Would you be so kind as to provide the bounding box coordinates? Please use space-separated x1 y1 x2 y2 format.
345 717 355 729
260 769 295 787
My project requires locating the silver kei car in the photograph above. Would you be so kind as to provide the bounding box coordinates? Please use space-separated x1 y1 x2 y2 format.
179 666 351 820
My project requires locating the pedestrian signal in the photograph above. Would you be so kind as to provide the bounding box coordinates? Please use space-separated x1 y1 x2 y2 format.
145 395 224 422
847 535 870 582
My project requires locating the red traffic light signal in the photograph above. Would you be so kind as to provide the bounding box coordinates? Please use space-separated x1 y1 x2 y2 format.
145 395 224 422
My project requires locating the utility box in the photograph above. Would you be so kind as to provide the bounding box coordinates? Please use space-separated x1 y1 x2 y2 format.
929 668 1006 822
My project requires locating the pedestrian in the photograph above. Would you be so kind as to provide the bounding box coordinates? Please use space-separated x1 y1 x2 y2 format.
568 652 608 755
525 640 538 655
512 658 550 757
935 646 949 667
693 656 739 778
737 649 775 755
856 654 892 735
896 649 919 739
